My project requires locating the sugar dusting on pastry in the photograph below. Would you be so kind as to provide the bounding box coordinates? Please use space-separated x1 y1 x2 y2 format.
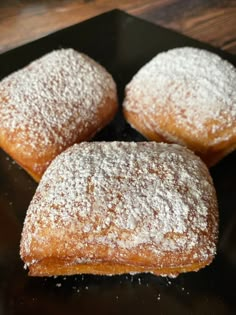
0 49 117 155
20 142 218 274
123 47 236 145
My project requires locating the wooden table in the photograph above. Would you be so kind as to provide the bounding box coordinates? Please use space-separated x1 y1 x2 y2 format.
0 0 235 55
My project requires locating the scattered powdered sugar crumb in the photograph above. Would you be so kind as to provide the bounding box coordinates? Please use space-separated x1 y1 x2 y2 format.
20 142 218 268
0 48 116 156
123 47 236 144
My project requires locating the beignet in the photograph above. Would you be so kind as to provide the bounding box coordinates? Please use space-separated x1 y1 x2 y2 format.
0 49 118 181
20 142 218 277
123 47 236 166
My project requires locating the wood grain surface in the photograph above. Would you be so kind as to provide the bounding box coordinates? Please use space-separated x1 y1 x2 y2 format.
0 0 235 54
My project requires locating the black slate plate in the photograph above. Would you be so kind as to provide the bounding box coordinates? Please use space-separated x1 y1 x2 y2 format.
0 9 236 315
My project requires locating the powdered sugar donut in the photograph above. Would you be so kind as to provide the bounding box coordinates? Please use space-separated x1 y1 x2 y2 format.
123 47 236 166
20 142 218 277
0 49 118 181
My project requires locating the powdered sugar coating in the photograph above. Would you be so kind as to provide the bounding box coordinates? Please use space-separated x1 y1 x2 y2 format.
123 47 236 146
20 142 218 268
0 48 117 156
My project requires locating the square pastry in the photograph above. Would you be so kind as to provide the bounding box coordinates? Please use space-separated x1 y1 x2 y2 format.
0 49 118 181
20 142 218 277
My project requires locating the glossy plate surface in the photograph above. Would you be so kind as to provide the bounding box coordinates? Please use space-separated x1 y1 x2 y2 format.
0 9 236 315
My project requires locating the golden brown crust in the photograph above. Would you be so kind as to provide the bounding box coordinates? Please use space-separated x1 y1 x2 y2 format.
20 142 218 277
0 49 118 181
123 109 236 167
0 96 117 182
27 258 212 277
123 47 236 167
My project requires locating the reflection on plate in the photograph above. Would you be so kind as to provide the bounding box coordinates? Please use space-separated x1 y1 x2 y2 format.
0 9 236 315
